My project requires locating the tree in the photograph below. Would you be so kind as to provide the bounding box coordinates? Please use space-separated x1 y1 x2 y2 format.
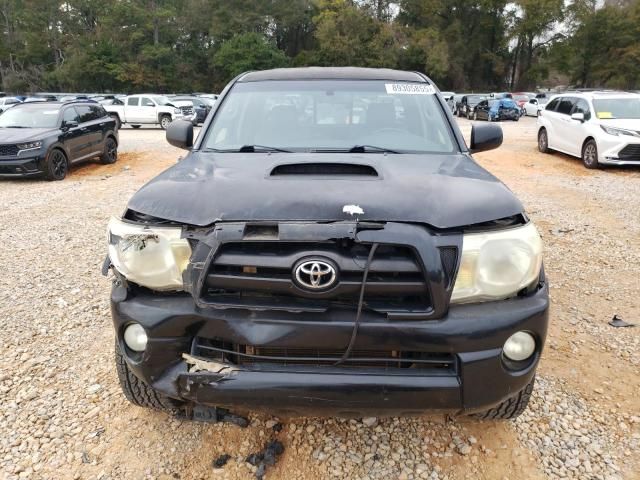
213 32 289 80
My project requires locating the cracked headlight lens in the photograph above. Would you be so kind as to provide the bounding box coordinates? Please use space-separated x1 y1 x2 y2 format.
451 222 543 304
107 217 192 291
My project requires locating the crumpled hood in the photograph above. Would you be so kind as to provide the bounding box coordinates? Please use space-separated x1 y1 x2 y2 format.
127 152 524 229
0 128 57 143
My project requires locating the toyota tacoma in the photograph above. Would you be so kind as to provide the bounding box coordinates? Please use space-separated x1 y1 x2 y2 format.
105 67 548 420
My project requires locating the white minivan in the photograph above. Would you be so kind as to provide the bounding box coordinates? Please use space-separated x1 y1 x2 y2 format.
537 91 640 168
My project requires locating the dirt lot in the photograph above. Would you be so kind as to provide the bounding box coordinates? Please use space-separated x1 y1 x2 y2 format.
1 118 638 480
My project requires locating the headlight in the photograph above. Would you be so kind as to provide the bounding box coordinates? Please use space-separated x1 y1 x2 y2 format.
600 125 639 137
174 107 181 114
17 141 42 150
451 222 543 304
107 217 192 291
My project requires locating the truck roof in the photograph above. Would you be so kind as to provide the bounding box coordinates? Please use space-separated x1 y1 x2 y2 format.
238 67 428 83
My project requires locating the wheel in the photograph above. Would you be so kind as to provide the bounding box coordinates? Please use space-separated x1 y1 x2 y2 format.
45 149 68 181
131 125 141 129
515 115 519 122
114 340 183 413
473 111 477 121
100 137 118 164
110 114 121 130
582 139 600 169
538 128 549 153
536 110 541 117
473 376 535 420
160 115 171 130
488 115 492 122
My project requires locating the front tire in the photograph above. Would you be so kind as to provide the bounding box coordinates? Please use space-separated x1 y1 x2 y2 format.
582 139 600 169
160 115 171 130
115 341 183 413
100 137 118 164
473 376 535 420
45 149 68 181
538 128 549 153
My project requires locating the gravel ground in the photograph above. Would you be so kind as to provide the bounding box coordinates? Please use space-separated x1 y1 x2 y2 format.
0 117 638 479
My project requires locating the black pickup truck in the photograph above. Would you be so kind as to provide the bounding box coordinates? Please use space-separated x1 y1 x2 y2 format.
105 67 547 420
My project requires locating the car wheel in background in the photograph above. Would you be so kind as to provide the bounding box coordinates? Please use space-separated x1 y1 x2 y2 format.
473 111 477 121
538 128 549 153
536 110 542 117
110 114 121 130
100 137 118 165
45 149 68 181
582 139 600 169
160 115 171 130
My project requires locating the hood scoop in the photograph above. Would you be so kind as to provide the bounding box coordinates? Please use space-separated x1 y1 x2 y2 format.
270 162 379 177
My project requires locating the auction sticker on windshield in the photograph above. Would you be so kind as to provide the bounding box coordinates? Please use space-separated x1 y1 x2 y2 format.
385 83 435 95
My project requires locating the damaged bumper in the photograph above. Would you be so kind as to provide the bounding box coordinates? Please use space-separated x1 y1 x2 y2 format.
111 281 549 417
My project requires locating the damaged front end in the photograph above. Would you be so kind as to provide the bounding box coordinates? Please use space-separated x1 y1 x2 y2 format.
106 213 548 418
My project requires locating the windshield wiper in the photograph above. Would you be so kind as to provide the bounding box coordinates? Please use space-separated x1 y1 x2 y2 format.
349 145 400 154
238 144 291 153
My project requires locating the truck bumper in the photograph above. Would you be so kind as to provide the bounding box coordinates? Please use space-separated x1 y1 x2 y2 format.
111 282 549 417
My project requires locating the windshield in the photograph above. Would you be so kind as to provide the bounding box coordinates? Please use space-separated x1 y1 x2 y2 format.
152 96 172 106
513 95 529 102
593 98 640 119
203 80 455 153
467 95 485 105
0 106 59 128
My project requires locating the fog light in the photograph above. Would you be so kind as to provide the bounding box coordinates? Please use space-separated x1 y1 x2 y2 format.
503 331 535 361
124 323 147 352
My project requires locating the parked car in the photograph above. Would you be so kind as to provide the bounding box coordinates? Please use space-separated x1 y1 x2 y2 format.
0 101 118 180
458 94 487 118
170 96 214 124
451 94 464 114
511 93 531 114
104 94 195 129
474 98 520 122
537 91 640 168
440 91 455 112
0 96 22 113
524 97 547 117
105 67 547 421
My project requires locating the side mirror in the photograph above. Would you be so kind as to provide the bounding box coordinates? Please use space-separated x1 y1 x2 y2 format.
166 119 193 150
470 123 503 154
62 120 78 130
570 112 585 122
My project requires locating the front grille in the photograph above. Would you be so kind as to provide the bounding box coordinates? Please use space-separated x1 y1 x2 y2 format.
618 144 640 161
180 106 194 115
203 241 432 313
0 144 19 156
192 337 458 373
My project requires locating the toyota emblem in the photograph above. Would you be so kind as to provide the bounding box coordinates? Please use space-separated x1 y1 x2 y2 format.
293 258 338 291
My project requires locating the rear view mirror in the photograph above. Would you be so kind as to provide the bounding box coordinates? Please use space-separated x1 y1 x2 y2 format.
571 112 585 122
62 120 78 130
166 120 193 150
470 123 503 154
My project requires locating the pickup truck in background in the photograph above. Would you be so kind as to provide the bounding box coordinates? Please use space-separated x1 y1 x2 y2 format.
104 94 195 129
